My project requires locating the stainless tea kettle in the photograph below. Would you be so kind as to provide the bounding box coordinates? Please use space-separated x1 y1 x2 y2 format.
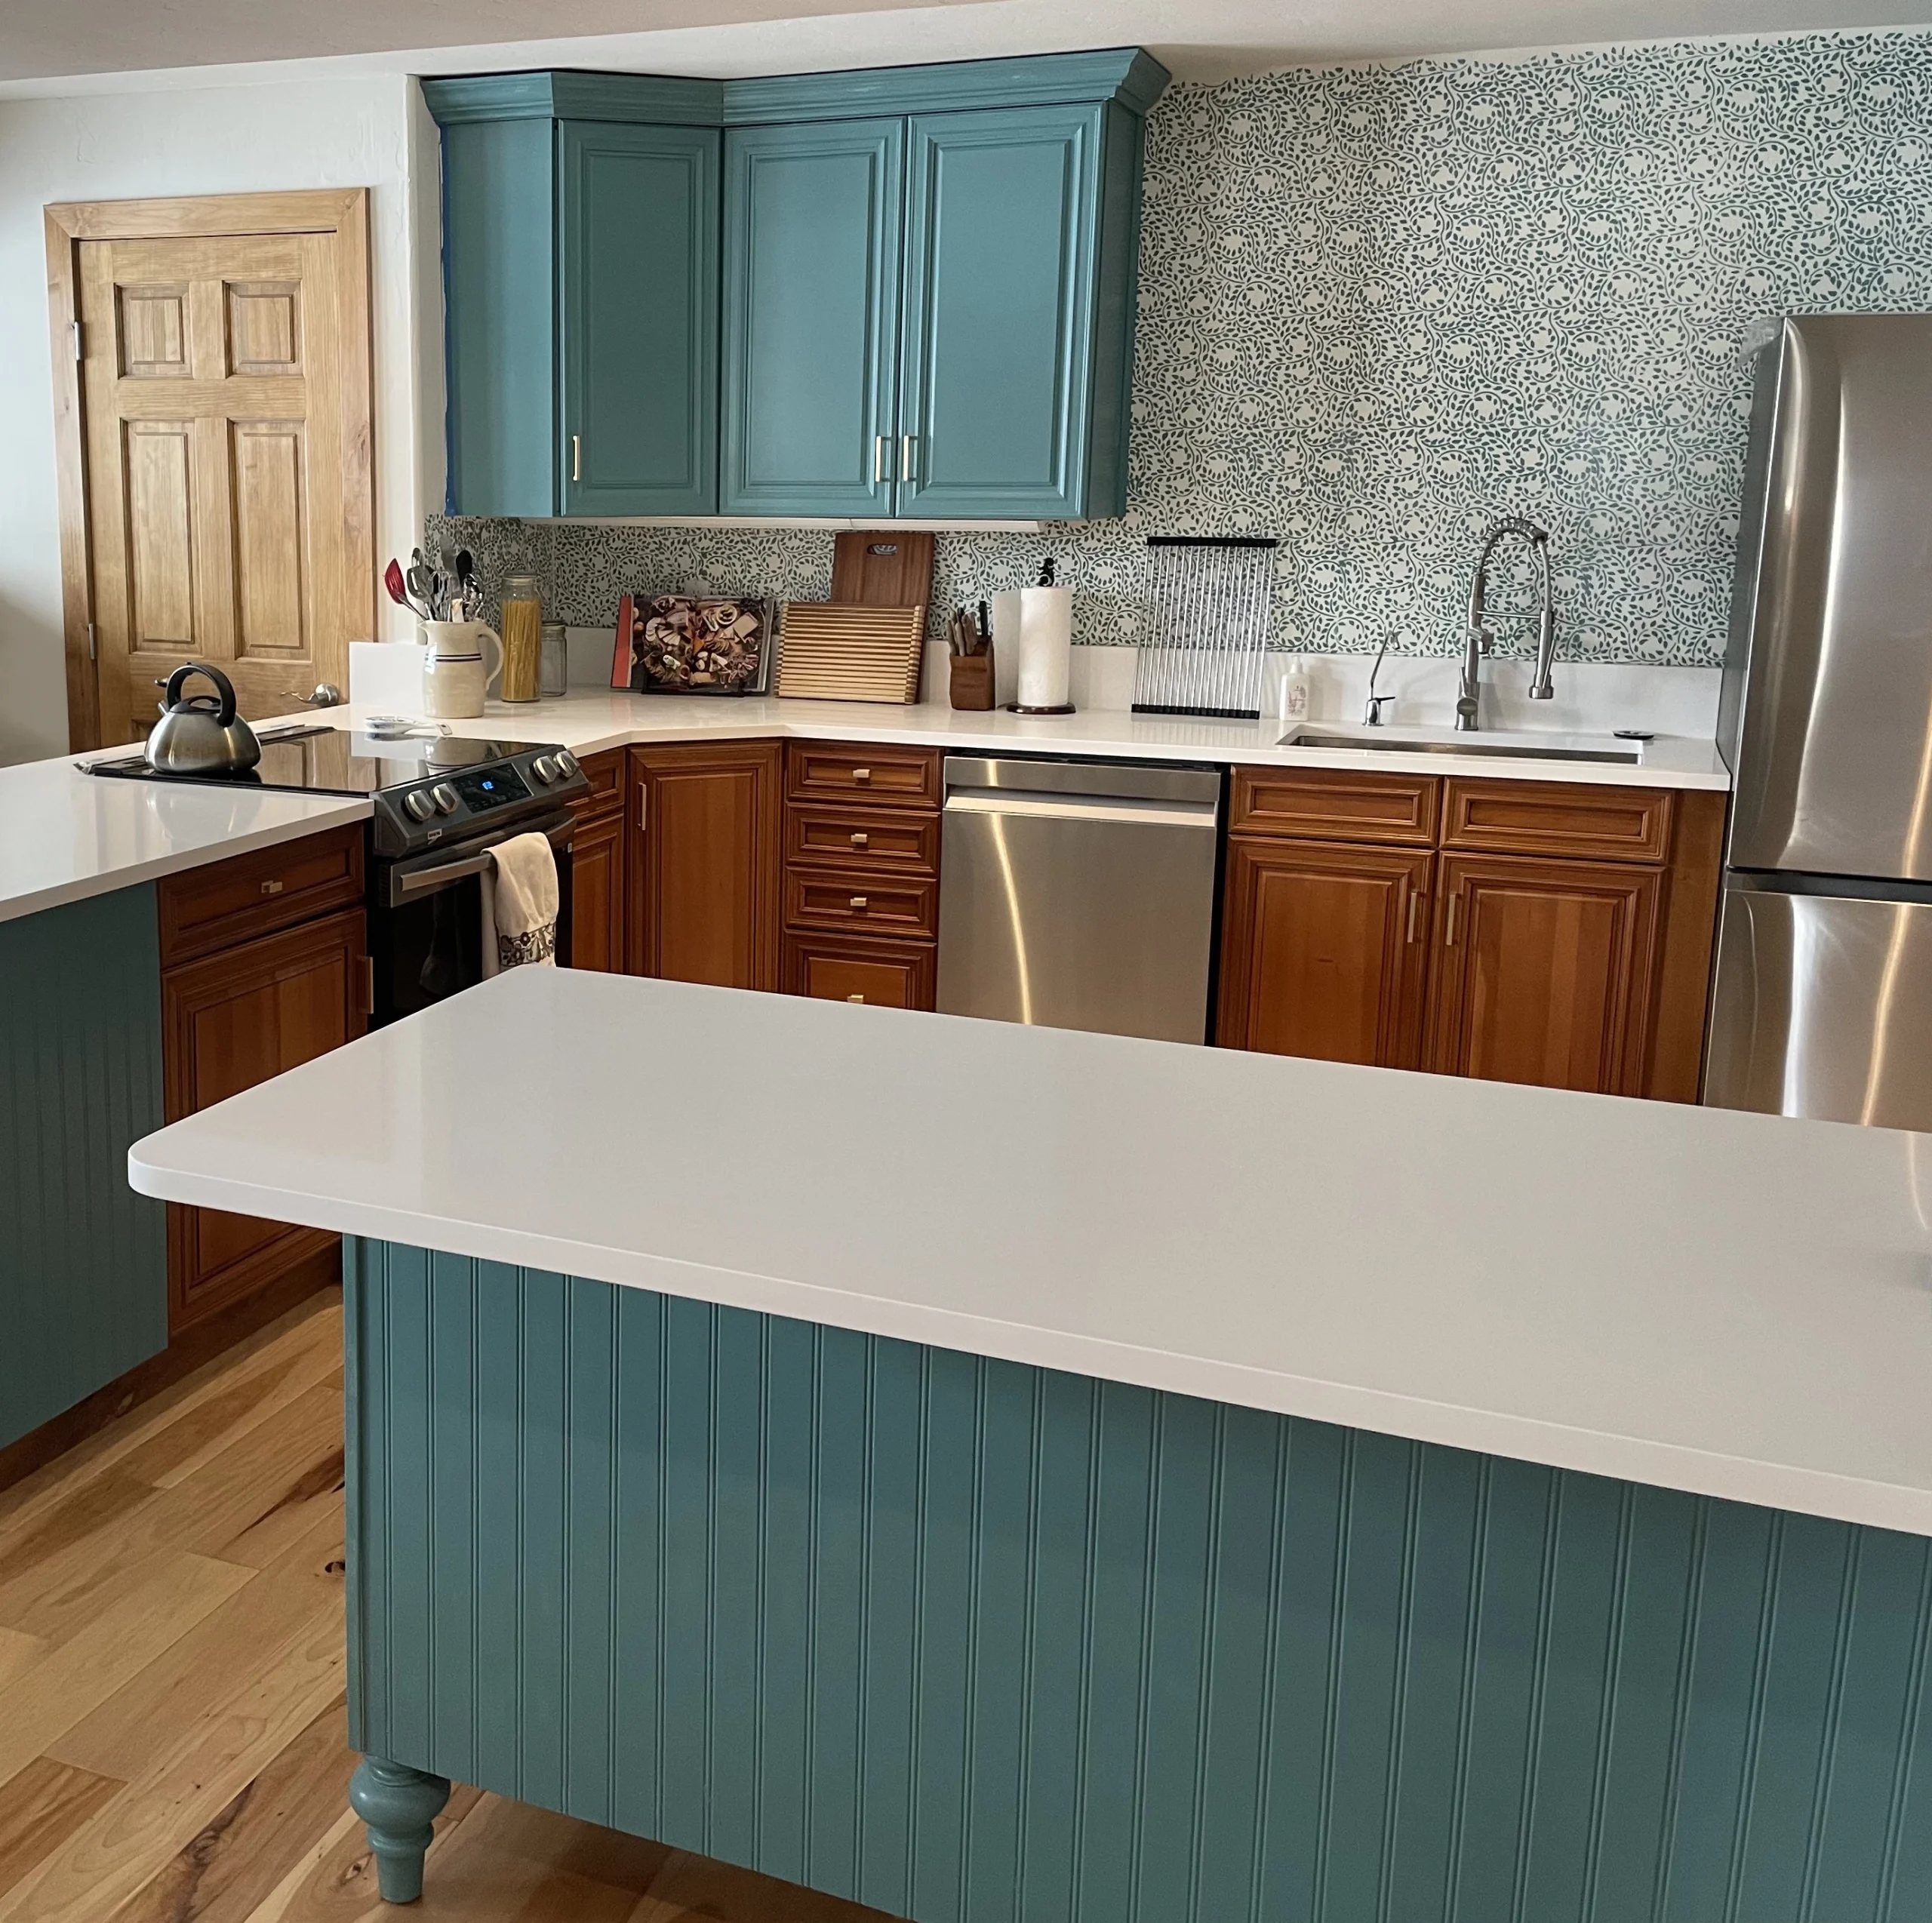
146 663 262 775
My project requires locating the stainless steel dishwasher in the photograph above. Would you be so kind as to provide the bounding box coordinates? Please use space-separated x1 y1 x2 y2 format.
935 755 1223 1042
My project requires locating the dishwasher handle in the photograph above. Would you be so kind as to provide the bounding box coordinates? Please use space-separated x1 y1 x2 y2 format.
943 789 1218 830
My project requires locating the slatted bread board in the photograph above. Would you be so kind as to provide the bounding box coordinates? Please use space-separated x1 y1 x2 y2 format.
775 602 928 703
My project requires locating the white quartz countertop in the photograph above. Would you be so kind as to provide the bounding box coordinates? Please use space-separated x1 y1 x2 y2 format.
0 748 371 928
337 689 1732 790
131 967 1932 1537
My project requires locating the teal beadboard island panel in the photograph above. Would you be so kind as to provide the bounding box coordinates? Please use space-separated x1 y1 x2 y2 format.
347 1241 1932 1921
0 887 168 1448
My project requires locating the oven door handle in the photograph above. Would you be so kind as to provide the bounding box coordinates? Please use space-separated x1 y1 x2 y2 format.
386 814 575 906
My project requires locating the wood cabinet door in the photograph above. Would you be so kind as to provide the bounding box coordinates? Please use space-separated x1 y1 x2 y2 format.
721 118 905 515
628 742 781 989
1217 839 1432 1068
559 120 720 516
897 104 1103 518
1426 854 1662 1095
568 809 626 973
162 906 366 1331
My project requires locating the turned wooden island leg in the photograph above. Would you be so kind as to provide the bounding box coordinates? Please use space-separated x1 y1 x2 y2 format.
348 1755 451 1903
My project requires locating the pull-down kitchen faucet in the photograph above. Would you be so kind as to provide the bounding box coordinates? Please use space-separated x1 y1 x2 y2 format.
1459 518 1558 731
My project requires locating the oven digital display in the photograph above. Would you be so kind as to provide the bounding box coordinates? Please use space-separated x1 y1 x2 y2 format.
452 767 531 811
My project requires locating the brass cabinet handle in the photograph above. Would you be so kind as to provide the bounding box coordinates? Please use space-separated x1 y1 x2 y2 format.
260 878 284 897
901 434 917 482
1444 895 1459 946
850 895 868 909
850 830 868 847
847 992 866 1003
851 766 872 783
1406 891 1420 943
571 434 582 483
873 436 890 484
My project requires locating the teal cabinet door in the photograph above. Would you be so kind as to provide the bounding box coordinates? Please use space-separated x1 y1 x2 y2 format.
560 122 720 516
441 117 558 516
899 103 1135 520
721 120 904 516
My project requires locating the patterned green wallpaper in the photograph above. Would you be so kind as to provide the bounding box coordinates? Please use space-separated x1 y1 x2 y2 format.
432 29 1932 665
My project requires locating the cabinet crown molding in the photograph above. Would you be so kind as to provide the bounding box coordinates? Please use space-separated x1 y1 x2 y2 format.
422 48 1170 130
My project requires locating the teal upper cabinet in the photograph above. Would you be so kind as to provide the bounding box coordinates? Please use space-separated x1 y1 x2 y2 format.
428 52 1168 523
900 103 1123 518
426 74 724 518
720 121 903 516
560 123 720 515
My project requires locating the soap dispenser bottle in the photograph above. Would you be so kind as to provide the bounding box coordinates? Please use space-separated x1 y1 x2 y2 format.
1278 657 1312 724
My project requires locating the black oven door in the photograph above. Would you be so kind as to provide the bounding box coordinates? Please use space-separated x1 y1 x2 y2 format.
369 810 576 1027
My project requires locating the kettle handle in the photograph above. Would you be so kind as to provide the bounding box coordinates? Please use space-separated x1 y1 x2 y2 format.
162 662 238 724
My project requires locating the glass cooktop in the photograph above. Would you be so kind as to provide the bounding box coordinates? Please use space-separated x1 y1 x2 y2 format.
86 727 560 796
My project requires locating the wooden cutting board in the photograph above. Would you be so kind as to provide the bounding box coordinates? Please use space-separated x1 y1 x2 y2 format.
830 531 934 608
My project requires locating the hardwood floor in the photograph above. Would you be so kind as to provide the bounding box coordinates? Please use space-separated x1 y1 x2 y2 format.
0 1291 897 1923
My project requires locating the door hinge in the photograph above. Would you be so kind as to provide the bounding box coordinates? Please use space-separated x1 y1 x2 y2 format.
69 320 82 362
364 956 377 1016
85 621 97 663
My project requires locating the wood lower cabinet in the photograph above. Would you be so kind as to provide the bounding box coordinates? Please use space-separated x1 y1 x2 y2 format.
628 740 782 989
784 930 935 1008
161 904 367 1332
1425 854 1662 1095
568 752 628 973
1217 840 1432 1068
1219 770 1726 1101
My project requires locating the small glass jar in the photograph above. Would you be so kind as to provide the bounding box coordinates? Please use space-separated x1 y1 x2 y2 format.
500 573 543 703
540 620 568 699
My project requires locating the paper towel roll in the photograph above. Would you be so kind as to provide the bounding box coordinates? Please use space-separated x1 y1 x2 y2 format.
1016 586 1073 709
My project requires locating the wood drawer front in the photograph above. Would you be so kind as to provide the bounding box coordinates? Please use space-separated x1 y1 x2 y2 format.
783 930 935 1010
786 741 942 811
1442 779 1674 863
1231 768 1439 846
570 748 626 820
785 866 937 938
158 823 365 966
786 804 940 874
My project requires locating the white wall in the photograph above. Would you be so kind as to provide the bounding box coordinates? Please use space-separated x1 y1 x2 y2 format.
0 73 440 765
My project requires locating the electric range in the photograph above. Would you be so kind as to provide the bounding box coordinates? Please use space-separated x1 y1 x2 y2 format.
86 726 591 856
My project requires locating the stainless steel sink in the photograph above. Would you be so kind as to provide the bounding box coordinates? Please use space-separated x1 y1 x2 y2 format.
1281 729 1643 765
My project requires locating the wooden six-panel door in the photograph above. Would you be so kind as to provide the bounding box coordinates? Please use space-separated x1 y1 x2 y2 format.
1217 840 1432 1067
51 191 374 747
627 742 783 989
1426 854 1663 1095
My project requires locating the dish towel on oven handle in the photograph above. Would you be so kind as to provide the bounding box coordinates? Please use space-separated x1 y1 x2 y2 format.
479 831 558 975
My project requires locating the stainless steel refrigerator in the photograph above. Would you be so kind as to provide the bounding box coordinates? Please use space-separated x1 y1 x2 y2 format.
1705 313 1932 1129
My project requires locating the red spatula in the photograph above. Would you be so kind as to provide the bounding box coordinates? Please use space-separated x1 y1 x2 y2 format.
383 557 423 618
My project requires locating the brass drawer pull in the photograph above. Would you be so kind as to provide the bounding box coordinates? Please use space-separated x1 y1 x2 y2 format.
1444 895 1460 946
850 831 869 848
1406 891 1420 943
850 895 868 909
851 766 872 783
847 992 865 1003
260 878 285 897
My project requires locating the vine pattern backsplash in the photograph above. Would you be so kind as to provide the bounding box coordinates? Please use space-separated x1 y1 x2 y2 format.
430 29 1932 667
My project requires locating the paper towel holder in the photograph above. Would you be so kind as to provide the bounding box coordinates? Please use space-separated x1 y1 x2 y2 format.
1006 700 1076 715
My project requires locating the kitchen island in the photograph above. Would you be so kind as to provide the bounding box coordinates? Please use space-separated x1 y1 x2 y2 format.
129 966 1932 1918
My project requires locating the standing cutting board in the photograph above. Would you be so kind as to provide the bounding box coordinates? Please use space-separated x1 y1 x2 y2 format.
830 530 934 608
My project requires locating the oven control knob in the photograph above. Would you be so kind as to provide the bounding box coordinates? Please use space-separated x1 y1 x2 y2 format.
531 755 558 784
403 789 436 822
555 750 579 778
432 783 459 814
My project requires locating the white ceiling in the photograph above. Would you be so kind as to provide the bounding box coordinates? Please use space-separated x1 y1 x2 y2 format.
2 0 1927 94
